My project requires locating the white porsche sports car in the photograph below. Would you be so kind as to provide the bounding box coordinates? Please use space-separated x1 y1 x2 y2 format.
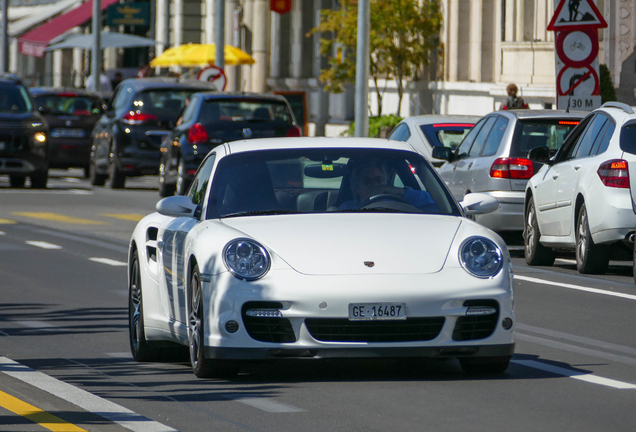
128 137 515 378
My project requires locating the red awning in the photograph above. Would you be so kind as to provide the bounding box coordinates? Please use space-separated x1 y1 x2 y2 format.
19 0 120 57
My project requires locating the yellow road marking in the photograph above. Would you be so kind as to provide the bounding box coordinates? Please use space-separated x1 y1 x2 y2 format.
11 212 107 225
0 390 87 432
0 218 17 224
100 213 146 222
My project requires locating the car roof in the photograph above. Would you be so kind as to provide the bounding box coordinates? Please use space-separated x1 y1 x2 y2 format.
194 92 289 102
224 137 416 154
402 114 482 125
121 77 219 91
493 109 586 120
29 87 103 97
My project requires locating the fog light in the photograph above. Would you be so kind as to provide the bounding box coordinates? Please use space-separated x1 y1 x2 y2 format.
245 309 282 318
225 320 239 333
502 317 513 330
34 132 46 143
466 306 497 316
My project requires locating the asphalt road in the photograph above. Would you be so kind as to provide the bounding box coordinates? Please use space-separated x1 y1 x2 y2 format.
0 170 635 432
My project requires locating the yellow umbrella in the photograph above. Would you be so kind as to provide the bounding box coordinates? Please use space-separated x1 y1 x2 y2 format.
150 44 255 68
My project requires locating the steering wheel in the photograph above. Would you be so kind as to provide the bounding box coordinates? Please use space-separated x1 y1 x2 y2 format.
361 193 409 208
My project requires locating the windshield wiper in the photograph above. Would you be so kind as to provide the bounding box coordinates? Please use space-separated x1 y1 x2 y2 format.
332 207 405 213
222 209 302 218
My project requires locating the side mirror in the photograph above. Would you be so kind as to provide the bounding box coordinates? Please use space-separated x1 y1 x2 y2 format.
432 146 452 161
38 106 51 115
156 196 197 217
527 146 552 165
460 193 499 216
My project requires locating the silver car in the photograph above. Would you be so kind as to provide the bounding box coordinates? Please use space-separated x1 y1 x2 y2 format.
434 110 584 234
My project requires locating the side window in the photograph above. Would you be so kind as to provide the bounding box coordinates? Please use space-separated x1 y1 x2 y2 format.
591 120 615 156
482 117 510 157
188 153 216 205
388 123 411 142
455 119 486 159
110 86 130 110
468 116 496 157
556 115 594 163
572 115 608 159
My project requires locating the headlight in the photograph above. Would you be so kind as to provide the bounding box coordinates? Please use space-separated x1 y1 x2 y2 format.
459 237 503 278
34 132 47 144
223 239 270 280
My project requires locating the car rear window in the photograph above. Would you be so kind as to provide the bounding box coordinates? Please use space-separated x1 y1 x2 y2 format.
620 123 636 155
0 83 32 114
198 98 294 123
132 89 195 116
34 93 102 116
510 119 580 158
420 123 475 150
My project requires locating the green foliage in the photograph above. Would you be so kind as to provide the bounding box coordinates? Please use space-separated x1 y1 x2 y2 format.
599 64 617 104
309 0 442 116
341 115 403 137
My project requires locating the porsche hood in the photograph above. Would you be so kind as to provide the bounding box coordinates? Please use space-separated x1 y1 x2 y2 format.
220 214 462 275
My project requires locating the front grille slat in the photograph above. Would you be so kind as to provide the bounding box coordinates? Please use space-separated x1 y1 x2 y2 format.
306 318 445 343
452 299 499 341
241 301 297 343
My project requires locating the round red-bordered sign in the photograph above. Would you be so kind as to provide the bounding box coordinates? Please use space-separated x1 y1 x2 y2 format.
197 66 227 91
556 65 600 97
555 29 598 68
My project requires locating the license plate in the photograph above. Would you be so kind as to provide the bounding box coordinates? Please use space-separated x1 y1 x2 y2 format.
0 142 5 151
51 128 85 138
348 303 406 321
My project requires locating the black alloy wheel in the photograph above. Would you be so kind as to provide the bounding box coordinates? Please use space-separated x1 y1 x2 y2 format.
158 161 175 197
89 160 106 186
30 170 48 189
9 175 26 188
176 158 191 196
108 157 126 189
129 250 161 362
575 203 609 274
524 197 555 266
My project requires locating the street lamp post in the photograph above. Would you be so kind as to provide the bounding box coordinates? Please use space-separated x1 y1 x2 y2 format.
215 0 225 71
354 0 370 137
1 0 8 73
91 0 102 92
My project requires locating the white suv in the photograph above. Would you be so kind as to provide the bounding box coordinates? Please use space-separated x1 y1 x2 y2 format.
524 102 636 274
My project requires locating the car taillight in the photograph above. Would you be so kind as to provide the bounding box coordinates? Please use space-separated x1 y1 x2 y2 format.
597 159 629 188
188 123 209 144
286 126 302 137
490 157 534 179
122 111 158 125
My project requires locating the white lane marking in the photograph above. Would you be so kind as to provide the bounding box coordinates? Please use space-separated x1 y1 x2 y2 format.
555 258 576 265
0 356 177 432
89 258 127 267
507 246 524 251
223 394 305 413
0 189 92 195
516 333 636 367
63 178 81 183
26 241 62 249
515 275 636 301
512 360 636 389
107 353 133 359
0 231 5 235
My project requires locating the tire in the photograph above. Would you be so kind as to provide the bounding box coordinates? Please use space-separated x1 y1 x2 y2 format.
158 161 175 197
176 158 191 196
576 204 609 274
524 197 555 266
30 170 48 189
108 158 126 189
459 356 511 375
633 241 636 285
188 265 239 378
129 250 162 362
9 175 26 188
89 160 106 186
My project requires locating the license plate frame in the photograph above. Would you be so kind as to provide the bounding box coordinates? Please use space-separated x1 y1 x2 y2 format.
348 303 407 321
51 128 85 138
0 142 5 151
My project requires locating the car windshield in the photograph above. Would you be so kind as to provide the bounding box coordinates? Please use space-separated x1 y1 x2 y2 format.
34 93 102 116
199 98 294 123
206 148 460 219
420 123 475 150
132 89 195 116
510 118 580 157
0 83 32 114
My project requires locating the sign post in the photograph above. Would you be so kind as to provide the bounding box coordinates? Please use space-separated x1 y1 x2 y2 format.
548 0 607 111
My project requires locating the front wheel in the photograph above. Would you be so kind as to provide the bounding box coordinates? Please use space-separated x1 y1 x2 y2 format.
576 204 609 274
176 158 191 196
524 197 555 266
188 265 239 378
129 250 162 362
89 160 106 186
108 158 126 189
30 170 48 189
158 161 175 197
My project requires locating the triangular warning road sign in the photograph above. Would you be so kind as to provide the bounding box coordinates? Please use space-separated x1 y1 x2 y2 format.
548 0 608 31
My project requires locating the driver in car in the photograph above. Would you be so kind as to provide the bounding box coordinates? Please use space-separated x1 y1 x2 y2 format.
338 160 438 211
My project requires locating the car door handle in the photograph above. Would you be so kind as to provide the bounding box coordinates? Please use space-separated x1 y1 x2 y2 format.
574 165 581 171
467 162 473 169
552 173 559 180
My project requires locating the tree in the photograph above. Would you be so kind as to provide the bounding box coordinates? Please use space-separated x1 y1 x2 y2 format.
599 64 617 104
309 0 442 116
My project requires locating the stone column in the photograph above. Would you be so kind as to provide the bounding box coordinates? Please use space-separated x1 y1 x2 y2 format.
224 0 237 91
447 0 459 81
252 0 269 92
290 0 302 78
53 50 63 87
242 0 254 91
469 0 482 82
515 0 524 41
270 10 280 79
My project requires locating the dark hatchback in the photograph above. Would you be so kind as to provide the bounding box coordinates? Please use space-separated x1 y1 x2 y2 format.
89 78 217 189
31 87 105 177
158 92 300 196
0 74 50 188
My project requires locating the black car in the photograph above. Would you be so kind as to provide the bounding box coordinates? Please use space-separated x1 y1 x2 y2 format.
0 74 50 188
158 92 301 196
89 78 218 189
31 87 105 177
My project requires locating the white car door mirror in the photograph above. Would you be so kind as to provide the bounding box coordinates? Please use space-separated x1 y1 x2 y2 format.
156 196 198 217
460 193 499 215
